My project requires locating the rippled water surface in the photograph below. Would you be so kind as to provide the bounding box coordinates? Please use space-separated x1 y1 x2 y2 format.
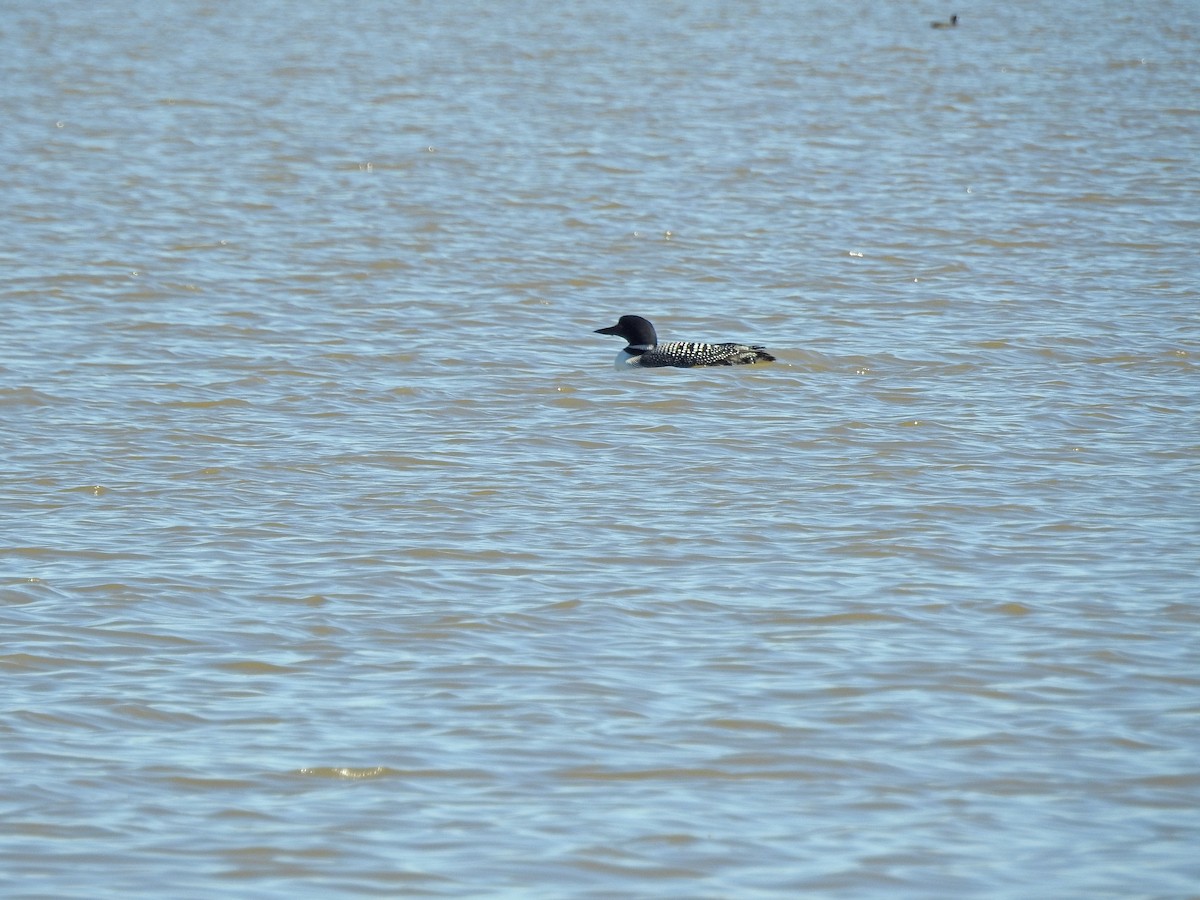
3 0 1199 896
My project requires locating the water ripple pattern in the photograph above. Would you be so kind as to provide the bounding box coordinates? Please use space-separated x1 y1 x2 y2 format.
2 0 1198 897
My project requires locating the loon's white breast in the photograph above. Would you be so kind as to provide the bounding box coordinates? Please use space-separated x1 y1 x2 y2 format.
613 346 654 369
614 348 638 369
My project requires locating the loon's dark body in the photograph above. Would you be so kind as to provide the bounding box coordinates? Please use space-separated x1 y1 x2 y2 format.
595 315 775 368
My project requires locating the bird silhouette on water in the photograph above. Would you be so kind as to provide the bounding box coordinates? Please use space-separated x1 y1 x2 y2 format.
594 315 775 368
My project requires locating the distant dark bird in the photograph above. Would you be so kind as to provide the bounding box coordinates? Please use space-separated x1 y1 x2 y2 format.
594 315 775 369
931 14 959 28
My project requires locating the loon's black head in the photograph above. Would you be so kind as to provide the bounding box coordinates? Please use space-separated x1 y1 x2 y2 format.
594 315 658 348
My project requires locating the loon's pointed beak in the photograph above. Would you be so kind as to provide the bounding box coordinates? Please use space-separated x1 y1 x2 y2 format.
595 324 620 335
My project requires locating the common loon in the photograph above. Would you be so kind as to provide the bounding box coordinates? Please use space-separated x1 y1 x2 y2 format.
594 315 775 368
931 14 958 28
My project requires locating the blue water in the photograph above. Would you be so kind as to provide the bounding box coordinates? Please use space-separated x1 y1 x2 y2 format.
2 1 1198 896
